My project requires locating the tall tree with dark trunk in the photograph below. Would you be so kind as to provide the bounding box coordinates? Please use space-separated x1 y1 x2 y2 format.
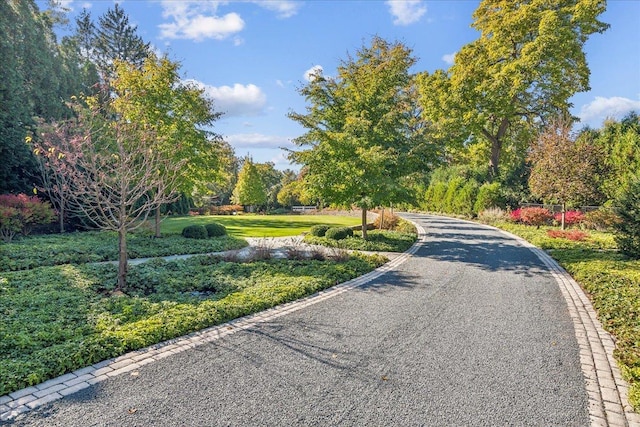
289 37 433 239
418 0 609 178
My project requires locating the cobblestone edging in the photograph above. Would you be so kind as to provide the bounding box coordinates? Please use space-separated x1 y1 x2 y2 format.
0 225 428 422
498 228 640 427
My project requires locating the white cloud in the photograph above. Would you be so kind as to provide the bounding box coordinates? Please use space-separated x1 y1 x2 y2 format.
304 65 323 82
252 1 301 18
386 0 426 26
187 80 267 117
81 2 92 8
578 96 640 126
225 133 294 149
442 52 456 65
159 1 245 42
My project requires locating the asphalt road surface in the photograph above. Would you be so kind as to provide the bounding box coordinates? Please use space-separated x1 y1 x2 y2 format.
8 214 588 426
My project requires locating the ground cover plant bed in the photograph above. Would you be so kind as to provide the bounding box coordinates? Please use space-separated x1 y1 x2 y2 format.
0 232 247 271
0 253 386 396
490 221 640 409
160 214 361 237
304 230 417 252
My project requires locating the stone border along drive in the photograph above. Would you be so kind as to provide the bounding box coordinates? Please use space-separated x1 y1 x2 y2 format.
0 225 428 422
1 219 638 426
492 226 640 427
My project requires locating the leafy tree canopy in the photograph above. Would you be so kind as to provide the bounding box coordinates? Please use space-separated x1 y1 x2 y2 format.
418 0 609 178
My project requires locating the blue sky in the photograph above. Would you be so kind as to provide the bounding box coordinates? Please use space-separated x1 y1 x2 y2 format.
44 0 640 170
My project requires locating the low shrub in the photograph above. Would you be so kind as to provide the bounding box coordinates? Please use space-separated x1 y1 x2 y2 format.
325 227 353 240
582 209 622 231
310 225 331 237
519 207 553 228
0 194 55 241
181 225 208 239
373 213 400 230
205 222 227 237
209 205 243 215
546 229 589 241
509 208 522 223
554 210 585 226
478 207 508 224
395 219 417 234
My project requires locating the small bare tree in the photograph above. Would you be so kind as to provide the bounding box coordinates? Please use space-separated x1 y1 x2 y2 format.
38 106 184 292
31 120 79 233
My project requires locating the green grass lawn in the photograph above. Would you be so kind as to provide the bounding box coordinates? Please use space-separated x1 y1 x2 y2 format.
160 214 361 237
489 221 640 409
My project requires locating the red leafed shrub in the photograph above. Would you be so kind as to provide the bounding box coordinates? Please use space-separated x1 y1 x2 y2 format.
554 210 585 226
509 208 522 222
547 229 589 241
519 207 553 228
188 210 199 216
0 194 55 241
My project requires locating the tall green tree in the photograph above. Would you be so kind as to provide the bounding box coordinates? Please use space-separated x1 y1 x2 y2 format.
595 112 640 200
93 4 150 81
418 0 608 178
0 0 75 194
232 159 267 210
111 54 223 235
289 37 434 238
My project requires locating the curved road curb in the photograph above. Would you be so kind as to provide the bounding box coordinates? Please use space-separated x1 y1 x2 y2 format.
493 226 640 427
0 224 428 422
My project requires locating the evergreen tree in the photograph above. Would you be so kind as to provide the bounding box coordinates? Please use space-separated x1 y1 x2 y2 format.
93 4 150 81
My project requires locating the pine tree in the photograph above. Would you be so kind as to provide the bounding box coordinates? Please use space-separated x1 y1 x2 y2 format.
93 4 150 81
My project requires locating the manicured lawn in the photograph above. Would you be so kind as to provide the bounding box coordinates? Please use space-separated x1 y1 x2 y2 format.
489 221 640 409
160 214 362 237
0 253 387 396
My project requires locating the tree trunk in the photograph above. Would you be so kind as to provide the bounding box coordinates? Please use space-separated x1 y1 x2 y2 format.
379 207 385 230
484 117 509 178
361 207 368 240
117 227 128 292
155 206 161 238
561 202 566 230
59 199 65 233
489 140 501 178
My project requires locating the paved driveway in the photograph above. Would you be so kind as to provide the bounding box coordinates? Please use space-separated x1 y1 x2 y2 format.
8 214 591 426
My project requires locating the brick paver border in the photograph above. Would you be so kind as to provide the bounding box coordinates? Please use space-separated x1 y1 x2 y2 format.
497 228 640 427
3 219 638 426
0 225 428 422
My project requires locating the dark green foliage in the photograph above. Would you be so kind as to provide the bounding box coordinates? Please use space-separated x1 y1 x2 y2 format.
0 254 385 396
310 225 331 237
474 182 504 213
305 230 417 252
205 222 227 237
325 226 353 240
0 0 75 194
93 4 150 80
181 225 208 240
614 178 640 259
0 232 247 271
